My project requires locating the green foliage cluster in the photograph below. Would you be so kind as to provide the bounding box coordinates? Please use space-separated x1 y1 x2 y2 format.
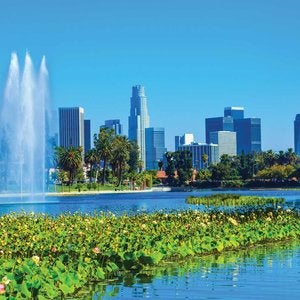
0 207 299 298
191 148 300 187
54 128 156 191
165 150 193 186
186 194 285 207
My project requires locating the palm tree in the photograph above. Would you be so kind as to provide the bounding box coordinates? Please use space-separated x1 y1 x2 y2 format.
284 148 298 166
57 170 68 192
94 128 115 185
55 146 83 191
158 160 163 171
111 136 131 186
84 148 99 182
201 154 208 169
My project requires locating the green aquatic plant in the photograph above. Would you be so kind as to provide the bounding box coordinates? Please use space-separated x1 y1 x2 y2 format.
0 207 298 298
186 194 285 207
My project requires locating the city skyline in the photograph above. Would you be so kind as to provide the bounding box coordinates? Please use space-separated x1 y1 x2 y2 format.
0 1 299 151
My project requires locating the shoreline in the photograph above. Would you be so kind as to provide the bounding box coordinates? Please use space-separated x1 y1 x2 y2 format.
0 186 299 198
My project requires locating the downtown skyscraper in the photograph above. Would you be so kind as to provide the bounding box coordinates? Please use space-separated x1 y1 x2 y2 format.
294 114 300 156
128 85 150 169
59 107 85 151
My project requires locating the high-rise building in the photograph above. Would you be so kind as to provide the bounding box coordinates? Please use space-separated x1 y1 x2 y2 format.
205 117 234 144
128 85 150 168
59 107 84 150
209 131 237 159
179 143 219 169
145 127 167 170
175 133 194 150
294 114 300 156
234 118 261 154
84 120 91 152
102 119 123 135
224 107 244 120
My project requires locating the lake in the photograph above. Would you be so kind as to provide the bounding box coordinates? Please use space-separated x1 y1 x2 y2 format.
0 189 299 299
0 189 299 215
91 241 300 300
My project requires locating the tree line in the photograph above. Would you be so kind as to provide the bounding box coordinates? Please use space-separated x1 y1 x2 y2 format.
54 128 154 191
163 148 300 187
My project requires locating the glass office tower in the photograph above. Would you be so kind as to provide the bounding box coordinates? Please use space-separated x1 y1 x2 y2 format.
145 127 167 170
179 143 219 169
59 107 84 150
84 120 91 152
294 114 300 156
224 107 244 119
234 118 261 154
102 119 123 135
205 117 234 144
128 85 150 168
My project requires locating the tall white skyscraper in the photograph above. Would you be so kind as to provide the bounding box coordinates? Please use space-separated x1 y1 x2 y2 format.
128 85 150 168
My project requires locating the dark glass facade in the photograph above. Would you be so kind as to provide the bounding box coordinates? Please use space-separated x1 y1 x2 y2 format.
128 85 150 168
59 107 84 150
294 114 300 156
84 120 91 152
103 119 123 135
234 118 261 154
224 107 244 120
145 128 167 170
205 117 234 143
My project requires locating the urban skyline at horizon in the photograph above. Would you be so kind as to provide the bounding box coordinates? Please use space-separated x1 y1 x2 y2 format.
56 90 297 155
0 0 299 151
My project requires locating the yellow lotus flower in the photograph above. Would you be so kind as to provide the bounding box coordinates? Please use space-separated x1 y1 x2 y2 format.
32 255 40 265
2 277 10 285
228 217 238 226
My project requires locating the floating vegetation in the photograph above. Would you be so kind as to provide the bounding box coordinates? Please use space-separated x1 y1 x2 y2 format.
186 194 285 207
0 207 298 298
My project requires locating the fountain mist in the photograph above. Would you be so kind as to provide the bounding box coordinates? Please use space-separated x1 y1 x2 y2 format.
0 52 51 197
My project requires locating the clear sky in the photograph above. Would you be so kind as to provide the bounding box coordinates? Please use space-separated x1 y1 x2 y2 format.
0 0 299 151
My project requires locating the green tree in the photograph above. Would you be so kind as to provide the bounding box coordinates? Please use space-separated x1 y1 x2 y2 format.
237 152 255 180
111 136 131 186
94 127 115 185
196 169 212 181
84 148 99 182
284 148 298 166
256 165 295 180
176 150 193 186
158 160 163 171
56 146 83 191
165 152 177 186
57 170 68 192
128 141 140 172
209 155 240 181
201 154 208 169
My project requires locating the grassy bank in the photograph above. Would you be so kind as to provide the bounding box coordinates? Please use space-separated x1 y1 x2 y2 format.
186 194 285 206
0 208 299 298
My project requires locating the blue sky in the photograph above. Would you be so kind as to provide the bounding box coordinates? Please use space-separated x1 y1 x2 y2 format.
0 0 299 151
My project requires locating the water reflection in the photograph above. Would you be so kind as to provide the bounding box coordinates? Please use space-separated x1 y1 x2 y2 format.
87 241 300 299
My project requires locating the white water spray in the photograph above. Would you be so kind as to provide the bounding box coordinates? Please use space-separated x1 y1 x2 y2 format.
0 52 51 196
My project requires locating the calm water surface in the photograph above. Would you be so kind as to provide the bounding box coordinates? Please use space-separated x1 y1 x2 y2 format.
0 189 299 215
92 242 300 299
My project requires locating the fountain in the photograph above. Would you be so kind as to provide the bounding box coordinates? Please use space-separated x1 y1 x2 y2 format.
0 52 52 198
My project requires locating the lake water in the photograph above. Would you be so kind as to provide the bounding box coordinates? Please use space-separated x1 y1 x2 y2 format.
0 189 299 299
91 241 300 300
0 189 299 215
